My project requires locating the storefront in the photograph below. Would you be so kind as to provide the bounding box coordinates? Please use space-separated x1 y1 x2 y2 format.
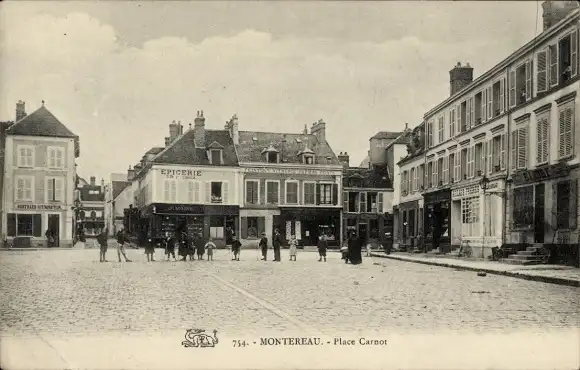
278 207 341 247
343 212 391 245
139 203 239 248
423 189 451 253
5 203 72 248
396 200 423 249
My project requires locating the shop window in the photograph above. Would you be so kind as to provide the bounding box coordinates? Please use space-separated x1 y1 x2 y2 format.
242 216 265 239
8 213 42 237
303 182 315 205
555 180 578 230
211 182 222 203
512 186 534 228
461 196 480 237
369 219 379 239
210 216 224 239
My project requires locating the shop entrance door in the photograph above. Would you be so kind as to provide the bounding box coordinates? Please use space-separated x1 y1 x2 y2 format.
534 184 545 243
48 214 60 247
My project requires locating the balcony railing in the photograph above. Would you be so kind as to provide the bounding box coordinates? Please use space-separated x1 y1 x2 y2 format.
211 196 223 204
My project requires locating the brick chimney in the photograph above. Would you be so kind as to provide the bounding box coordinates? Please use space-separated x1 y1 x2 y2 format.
101 178 105 193
338 152 350 168
303 124 308 135
311 119 326 142
542 1 578 31
194 110 206 148
449 62 474 96
127 166 135 181
169 120 179 141
16 100 26 122
227 114 239 145
90 176 96 186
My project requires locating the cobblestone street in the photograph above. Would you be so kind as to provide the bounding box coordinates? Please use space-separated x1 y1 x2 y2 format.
1 248 579 369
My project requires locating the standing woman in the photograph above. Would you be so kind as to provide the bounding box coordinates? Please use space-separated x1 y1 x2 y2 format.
288 235 298 261
178 231 188 262
317 235 328 262
196 234 206 260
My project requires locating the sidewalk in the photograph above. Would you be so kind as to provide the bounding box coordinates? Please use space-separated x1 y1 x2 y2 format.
371 252 580 287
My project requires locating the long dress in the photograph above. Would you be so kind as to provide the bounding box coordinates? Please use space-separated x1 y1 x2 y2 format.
348 238 362 265
289 239 298 257
317 239 328 257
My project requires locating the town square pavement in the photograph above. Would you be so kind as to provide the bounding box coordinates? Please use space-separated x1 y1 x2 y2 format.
1 247 578 369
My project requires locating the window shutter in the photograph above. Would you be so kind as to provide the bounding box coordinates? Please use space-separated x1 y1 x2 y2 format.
525 59 532 101
536 49 548 93
487 86 493 118
48 148 55 168
187 181 194 203
499 77 505 113
279 180 285 205
164 180 170 201
223 182 229 204
465 100 471 130
204 181 211 203
487 139 492 174
442 156 447 184
517 127 528 169
432 160 438 186
481 143 487 176
171 181 177 202
500 134 506 170
332 184 338 205
316 183 321 205
25 178 32 201
571 30 578 78
509 70 516 108
549 44 558 87
482 89 487 122
448 109 454 137
537 117 549 165
56 149 63 168
454 153 460 182
510 131 518 171
194 182 200 203
469 147 475 178
240 217 248 239
470 97 475 128
48 178 54 201
378 193 384 213
7 214 16 237
55 179 63 202
559 107 573 159
552 182 558 228
456 104 462 134
343 191 348 211
570 179 578 230
33 214 42 237
260 180 266 205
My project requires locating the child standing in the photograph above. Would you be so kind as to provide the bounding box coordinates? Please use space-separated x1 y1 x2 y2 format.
205 238 216 261
366 242 372 257
231 238 242 261
317 235 327 262
289 235 298 261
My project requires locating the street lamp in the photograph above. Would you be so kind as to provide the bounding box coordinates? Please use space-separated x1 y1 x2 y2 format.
480 175 489 259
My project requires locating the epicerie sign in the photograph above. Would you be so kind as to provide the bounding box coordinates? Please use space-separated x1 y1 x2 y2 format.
245 168 335 176
159 168 202 180
15 204 64 211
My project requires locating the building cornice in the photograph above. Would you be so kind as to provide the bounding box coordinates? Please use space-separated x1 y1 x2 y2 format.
555 90 577 105
238 162 343 171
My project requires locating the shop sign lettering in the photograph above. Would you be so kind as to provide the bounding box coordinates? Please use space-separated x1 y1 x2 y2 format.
512 163 570 185
159 168 202 180
245 167 336 176
15 204 64 211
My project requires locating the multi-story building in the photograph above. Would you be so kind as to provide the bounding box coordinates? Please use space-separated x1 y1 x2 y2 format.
507 3 579 248
340 151 393 246
420 1 579 258
104 172 132 234
132 113 242 247
394 123 426 250
1 120 14 241
77 176 106 237
2 101 79 247
233 116 343 247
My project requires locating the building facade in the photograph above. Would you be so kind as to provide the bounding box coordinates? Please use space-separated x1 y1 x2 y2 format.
395 123 426 250
233 116 343 247
104 172 131 234
419 2 579 258
77 176 106 237
2 101 79 247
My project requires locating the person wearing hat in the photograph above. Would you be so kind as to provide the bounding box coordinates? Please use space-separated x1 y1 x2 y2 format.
259 232 268 261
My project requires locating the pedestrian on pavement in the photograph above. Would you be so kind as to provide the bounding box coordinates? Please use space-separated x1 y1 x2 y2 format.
340 244 349 263
366 241 372 257
317 235 328 262
116 229 132 262
205 237 216 261
45 229 54 248
231 238 242 261
196 235 206 260
259 232 268 261
145 238 155 262
165 232 177 261
178 231 189 262
347 233 362 265
289 235 298 261
272 229 282 262
98 228 109 262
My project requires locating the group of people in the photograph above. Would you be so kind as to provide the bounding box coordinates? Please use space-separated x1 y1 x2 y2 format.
97 228 132 263
157 232 241 262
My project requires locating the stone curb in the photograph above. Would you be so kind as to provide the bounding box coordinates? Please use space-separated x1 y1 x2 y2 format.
371 253 580 288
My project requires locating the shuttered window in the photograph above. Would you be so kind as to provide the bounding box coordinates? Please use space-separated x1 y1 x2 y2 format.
499 77 505 113
186 181 200 203
571 30 578 78
17 146 34 168
15 176 33 201
285 181 299 204
513 126 529 170
487 139 493 175
487 86 493 119
536 115 549 165
525 60 533 101
303 182 315 205
549 44 558 87
508 70 516 108
245 180 259 205
482 89 487 123
266 181 279 204
164 179 177 202
449 108 455 138
536 49 548 93
558 104 574 159
555 180 578 230
46 177 64 202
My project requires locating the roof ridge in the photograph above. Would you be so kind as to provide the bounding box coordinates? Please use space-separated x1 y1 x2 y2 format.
240 130 315 136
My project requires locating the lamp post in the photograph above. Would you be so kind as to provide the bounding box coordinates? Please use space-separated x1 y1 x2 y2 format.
480 175 489 259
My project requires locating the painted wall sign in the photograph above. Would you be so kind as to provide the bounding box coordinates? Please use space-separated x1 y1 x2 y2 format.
15 204 64 211
159 168 202 180
245 167 336 176
512 162 571 185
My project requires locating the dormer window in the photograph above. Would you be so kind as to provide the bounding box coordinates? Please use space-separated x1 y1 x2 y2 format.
298 144 315 165
207 141 225 165
261 144 279 163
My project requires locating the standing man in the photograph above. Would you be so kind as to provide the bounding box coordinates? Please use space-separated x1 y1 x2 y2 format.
116 229 132 262
272 229 282 262
259 232 268 261
98 228 108 262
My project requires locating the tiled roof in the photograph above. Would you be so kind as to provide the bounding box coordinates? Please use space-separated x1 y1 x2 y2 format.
112 181 130 200
79 185 105 202
145 147 164 155
237 131 340 165
152 129 238 166
6 105 77 138
371 131 402 140
343 164 392 189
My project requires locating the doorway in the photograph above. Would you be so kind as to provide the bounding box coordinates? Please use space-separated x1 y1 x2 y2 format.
48 214 60 247
534 184 545 243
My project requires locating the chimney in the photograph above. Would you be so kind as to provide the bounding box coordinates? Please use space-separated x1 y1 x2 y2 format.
311 119 326 142
228 114 239 145
542 1 578 31
338 152 350 169
303 124 308 134
16 100 26 122
101 178 105 193
127 166 135 181
449 62 474 96
194 110 206 148
169 120 179 142
164 137 171 146
90 176 96 186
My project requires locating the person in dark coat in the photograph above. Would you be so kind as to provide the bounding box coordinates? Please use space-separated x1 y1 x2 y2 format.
165 232 177 261
231 238 242 261
259 233 268 261
272 229 282 262
178 231 189 261
347 232 362 265
317 235 328 262
97 228 108 262
196 234 206 260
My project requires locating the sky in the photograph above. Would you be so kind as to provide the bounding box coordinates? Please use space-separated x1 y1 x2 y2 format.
0 1 542 182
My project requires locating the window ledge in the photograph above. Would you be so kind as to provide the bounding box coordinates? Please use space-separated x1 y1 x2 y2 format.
511 226 533 231
557 155 575 163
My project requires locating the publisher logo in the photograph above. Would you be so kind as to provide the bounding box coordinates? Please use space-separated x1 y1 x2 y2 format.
182 329 219 348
